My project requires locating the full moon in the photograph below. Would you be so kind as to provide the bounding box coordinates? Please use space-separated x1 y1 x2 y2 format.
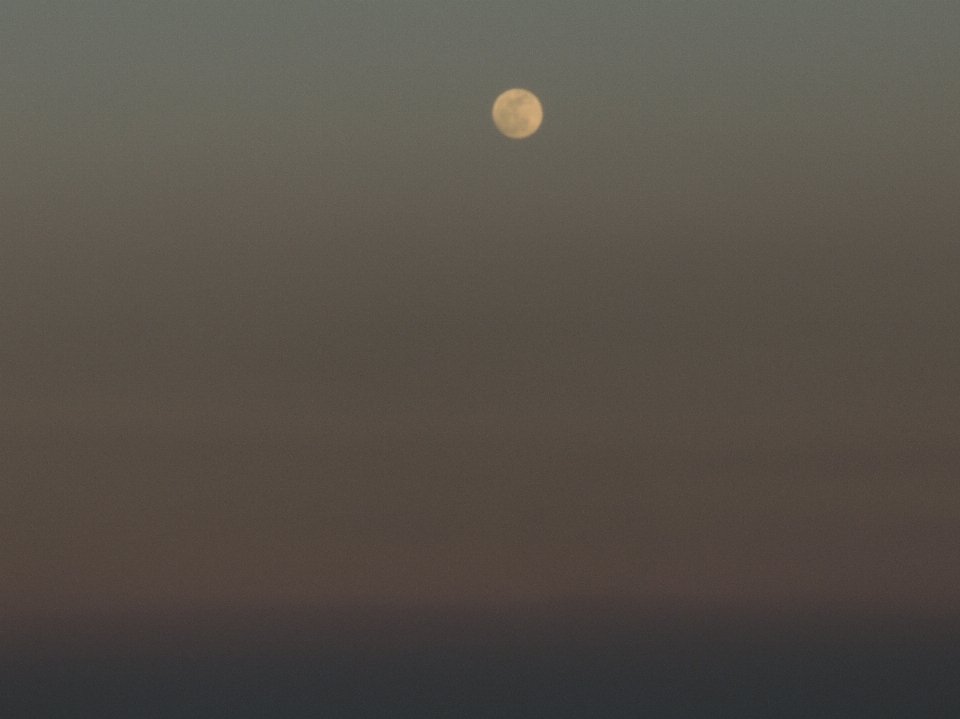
492 89 543 139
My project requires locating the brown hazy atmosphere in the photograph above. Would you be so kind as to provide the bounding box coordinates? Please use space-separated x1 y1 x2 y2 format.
2 1 960 657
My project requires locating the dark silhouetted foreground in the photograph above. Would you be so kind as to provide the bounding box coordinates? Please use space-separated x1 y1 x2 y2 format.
2 605 958 718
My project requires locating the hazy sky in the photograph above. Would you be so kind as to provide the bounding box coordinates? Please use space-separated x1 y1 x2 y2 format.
2 1 960 651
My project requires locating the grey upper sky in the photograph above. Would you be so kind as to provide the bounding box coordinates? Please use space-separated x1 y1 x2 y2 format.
2 1 959 651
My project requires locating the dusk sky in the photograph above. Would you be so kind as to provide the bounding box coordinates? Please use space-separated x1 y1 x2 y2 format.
2 0 960 658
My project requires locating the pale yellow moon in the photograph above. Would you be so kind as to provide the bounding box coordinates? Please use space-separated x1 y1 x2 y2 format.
492 89 543 139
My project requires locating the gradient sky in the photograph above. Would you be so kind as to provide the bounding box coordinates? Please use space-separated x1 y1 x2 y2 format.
2 0 960 650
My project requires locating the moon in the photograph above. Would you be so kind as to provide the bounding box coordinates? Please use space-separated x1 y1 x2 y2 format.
492 89 543 139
